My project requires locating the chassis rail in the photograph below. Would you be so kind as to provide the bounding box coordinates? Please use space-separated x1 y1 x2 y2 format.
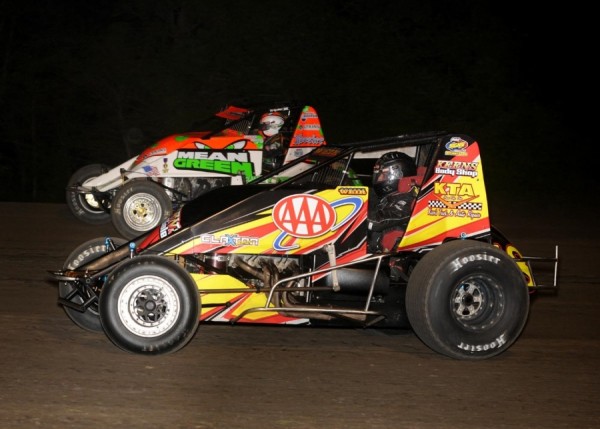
516 245 560 291
230 254 388 325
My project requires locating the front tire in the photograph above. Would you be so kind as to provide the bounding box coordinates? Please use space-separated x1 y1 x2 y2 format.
99 256 200 355
111 180 173 239
59 236 127 332
66 164 112 224
406 240 530 360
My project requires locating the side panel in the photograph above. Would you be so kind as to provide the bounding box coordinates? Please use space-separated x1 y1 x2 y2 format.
191 274 309 324
271 106 329 167
135 134 264 181
398 136 491 251
287 106 327 153
170 187 370 258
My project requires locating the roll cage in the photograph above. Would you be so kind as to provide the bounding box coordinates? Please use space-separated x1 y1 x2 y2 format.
253 131 447 189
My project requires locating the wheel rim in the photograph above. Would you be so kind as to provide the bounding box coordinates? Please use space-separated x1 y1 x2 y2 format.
117 276 180 337
77 192 103 213
122 192 163 231
450 274 505 332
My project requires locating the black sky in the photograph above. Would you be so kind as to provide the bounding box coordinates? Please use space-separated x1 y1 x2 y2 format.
0 0 595 203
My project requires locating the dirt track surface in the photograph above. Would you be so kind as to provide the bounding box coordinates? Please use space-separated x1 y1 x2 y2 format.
1 202 598 429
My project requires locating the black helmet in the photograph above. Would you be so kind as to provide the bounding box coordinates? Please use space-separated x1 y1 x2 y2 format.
373 152 417 197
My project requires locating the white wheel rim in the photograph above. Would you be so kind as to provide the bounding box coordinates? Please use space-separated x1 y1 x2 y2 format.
122 192 163 231
117 275 180 337
83 193 102 210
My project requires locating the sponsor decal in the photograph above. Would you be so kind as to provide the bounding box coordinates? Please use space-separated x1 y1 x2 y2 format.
290 148 305 157
297 124 321 130
313 148 341 157
173 150 255 179
272 194 363 251
427 182 483 218
457 333 507 352
67 244 109 269
159 209 182 239
300 111 318 120
434 160 479 178
293 136 325 146
450 253 500 271
136 147 168 163
146 148 167 157
427 206 483 220
200 234 259 247
267 106 290 113
338 187 367 196
273 195 336 238
444 136 469 156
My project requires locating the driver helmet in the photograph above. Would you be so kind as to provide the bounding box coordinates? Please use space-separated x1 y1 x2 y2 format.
259 112 285 137
373 152 417 197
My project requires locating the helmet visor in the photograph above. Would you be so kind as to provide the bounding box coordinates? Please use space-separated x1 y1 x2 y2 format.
373 163 403 186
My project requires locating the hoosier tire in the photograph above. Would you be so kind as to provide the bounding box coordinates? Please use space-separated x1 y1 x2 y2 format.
59 237 127 332
99 256 200 355
406 240 530 360
111 180 172 239
66 164 112 224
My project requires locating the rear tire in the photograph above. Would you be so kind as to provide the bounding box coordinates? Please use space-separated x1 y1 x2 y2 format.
99 256 200 355
59 237 127 332
66 164 112 224
406 240 530 360
111 180 173 239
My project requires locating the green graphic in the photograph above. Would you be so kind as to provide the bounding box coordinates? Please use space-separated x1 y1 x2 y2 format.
174 150 255 179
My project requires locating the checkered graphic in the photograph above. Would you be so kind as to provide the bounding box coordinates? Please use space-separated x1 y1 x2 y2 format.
457 202 482 210
428 200 446 208
428 200 482 210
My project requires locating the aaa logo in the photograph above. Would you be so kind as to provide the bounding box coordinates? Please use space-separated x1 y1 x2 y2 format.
271 194 363 251
273 195 336 238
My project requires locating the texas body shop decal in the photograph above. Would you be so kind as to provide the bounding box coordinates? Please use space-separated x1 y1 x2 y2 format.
434 160 479 178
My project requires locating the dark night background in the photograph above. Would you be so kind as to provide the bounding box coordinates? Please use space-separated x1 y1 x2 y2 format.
0 0 594 207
